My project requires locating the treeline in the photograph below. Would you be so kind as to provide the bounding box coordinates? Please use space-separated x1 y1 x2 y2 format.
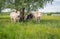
43 12 60 15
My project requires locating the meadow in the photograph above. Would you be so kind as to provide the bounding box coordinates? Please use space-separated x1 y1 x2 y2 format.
0 13 60 39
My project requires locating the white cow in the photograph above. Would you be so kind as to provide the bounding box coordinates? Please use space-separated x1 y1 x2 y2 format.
31 11 42 22
10 10 20 23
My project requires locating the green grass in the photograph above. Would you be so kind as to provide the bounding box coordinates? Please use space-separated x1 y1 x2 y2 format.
0 13 60 39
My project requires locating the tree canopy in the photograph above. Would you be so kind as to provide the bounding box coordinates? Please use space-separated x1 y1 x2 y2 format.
0 0 6 13
0 0 53 12
5 0 53 11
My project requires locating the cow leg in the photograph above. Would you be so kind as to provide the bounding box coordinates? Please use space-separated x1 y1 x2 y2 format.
38 17 41 23
11 18 12 22
34 17 38 23
17 18 20 22
10 17 13 23
14 18 16 23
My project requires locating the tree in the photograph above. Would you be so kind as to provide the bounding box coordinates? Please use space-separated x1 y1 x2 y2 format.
0 0 6 13
6 0 53 21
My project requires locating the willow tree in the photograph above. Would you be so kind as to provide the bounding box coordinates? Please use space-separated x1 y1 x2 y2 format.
6 0 53 21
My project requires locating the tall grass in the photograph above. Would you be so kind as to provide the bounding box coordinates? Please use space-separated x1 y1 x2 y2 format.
0 13 60 39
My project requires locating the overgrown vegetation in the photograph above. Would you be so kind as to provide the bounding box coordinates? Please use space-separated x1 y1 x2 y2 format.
0 13 60 39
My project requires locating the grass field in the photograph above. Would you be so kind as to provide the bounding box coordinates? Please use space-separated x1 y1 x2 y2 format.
0 13 60 39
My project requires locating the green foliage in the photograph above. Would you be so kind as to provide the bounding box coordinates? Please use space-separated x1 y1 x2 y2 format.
0 0 6 13
0 0 53 13
5 0 53 10
44 12 60 16
0 13 60 39
0 0 5 7
47 13 52 15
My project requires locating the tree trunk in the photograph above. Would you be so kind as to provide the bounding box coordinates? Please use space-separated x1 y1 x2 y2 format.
20 8 25 21
27 4 30 13
27 7 30 13
0 8 1 13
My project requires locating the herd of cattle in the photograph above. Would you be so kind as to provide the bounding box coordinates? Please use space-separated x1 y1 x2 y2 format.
10 10 42 23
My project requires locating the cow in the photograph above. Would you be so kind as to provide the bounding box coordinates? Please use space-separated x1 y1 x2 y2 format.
10 10 20 23
30 11 42 22
26 13 33 20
